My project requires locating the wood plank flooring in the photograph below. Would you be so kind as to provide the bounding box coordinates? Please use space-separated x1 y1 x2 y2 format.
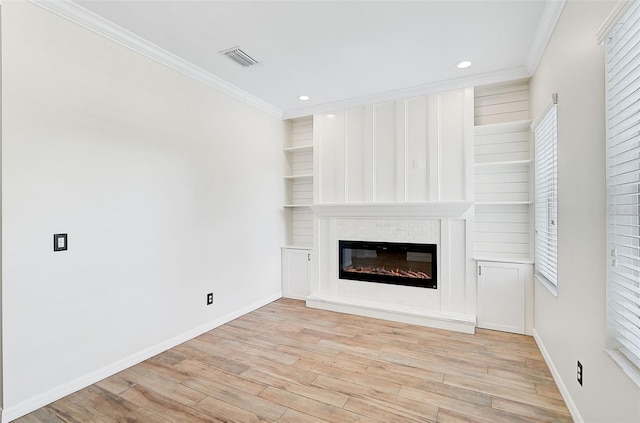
14 299 571 423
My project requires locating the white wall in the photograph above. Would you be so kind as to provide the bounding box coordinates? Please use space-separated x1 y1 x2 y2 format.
1 1 286 418
530 1 640 421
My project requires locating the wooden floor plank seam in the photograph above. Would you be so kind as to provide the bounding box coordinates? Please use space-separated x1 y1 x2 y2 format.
14 299 571 423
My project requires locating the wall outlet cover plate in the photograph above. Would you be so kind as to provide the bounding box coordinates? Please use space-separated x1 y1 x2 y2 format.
54 233 68 251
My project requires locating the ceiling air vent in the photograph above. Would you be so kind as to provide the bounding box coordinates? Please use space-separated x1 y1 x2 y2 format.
220 46 259 67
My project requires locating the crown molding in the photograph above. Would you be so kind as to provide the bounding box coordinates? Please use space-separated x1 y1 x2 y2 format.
282 67 530 119
597 0 634 44
28 0 283 119
524 0 566 74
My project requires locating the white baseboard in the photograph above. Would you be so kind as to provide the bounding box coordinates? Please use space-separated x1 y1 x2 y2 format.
533 328 583 423
306 294 476 334
2 292 282 423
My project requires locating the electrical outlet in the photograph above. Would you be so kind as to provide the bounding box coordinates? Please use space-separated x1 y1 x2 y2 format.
206 293 214 305
577 361 583 386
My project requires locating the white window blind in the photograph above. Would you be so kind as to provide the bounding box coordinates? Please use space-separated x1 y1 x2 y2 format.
606 0 640 373
534 105 558 286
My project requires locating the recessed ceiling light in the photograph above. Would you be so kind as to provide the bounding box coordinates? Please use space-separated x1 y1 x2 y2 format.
457 61 472 69
298 95 310 101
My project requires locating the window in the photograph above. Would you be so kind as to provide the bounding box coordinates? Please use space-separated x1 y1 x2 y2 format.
534 103 558 289
605 0 640 382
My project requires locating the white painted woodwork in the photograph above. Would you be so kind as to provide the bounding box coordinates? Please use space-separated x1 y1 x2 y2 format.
474 79 529 126
475 204 532 261
439 89 469 202
473 83 532 263
284 117 314 247
406 96 429 202
310 203 475 334
316 112 345 203
345 106 368 203
314 88 473 206
281 247 312 300
291 116 313 147
374 102 397 202
477 261 533 335
291 208 313 246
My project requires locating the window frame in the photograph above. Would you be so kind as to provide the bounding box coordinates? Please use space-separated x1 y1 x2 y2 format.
604 0 640 387
533 103 559 295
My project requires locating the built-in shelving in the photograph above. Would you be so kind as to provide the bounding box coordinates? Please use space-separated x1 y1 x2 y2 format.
473 80 533 264
283 145 313 154
284 116 314 247
475 201 533 206
283 174 313 180
474 159 532 167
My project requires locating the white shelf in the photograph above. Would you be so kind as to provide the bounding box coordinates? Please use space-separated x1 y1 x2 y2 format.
281 244 312 250
284 145 313 154
284 204 312 208
474 254 534 265
475 159 532 167
474 119 532 135
283 174 313 180
475 201 532 206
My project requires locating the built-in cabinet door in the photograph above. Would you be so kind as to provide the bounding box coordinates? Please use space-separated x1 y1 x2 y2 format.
477 261 532 334
282 248 312 300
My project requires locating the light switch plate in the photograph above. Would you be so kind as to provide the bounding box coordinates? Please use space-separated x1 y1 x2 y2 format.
54 233 67 252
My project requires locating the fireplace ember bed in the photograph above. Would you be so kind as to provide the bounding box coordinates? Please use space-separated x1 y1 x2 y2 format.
338 240 437 289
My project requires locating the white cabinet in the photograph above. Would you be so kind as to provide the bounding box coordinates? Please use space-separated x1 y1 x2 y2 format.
281 247 312 300
477 261 533 335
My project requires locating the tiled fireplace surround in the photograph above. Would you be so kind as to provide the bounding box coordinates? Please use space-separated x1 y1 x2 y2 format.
307 204 476 334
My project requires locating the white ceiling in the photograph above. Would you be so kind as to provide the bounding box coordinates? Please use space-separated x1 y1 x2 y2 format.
67 0 563 118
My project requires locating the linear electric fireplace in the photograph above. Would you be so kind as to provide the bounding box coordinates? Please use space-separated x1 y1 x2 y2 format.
339 240 437 289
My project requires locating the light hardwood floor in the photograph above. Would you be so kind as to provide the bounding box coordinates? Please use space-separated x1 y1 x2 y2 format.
15 299 571 423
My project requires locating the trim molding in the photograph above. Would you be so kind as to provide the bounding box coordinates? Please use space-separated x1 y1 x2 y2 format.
307 294 476 334
533 328 583 423
596 0 635 44
283 67 530 119
27 0 563 122
27 0 283 119
524 0 566 74
310 202 473 218
1 293 282 423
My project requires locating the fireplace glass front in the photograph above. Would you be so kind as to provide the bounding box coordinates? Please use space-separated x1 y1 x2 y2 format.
338 240 437 289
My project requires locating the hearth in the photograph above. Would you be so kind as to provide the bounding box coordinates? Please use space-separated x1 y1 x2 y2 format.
338 240 437 289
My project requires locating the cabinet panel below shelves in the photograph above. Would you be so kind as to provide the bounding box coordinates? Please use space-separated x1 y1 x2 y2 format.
477 261 532 334
282 248 312 300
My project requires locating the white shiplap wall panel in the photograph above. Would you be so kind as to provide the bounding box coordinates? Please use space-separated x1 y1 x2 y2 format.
292 179 313 205
474 80 532 261
474 79 529 126
475 127 530 163
292 152 313 175
475 204 531 260
292 207 313 246
292 116 313 148
287 117 314 247
475 162 530 203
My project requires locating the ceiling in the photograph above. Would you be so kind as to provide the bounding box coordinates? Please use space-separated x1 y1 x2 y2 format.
64 0 564 119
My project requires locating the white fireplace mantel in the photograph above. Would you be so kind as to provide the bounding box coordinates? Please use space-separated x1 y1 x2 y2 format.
308 201 477 334
310 202 473 218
